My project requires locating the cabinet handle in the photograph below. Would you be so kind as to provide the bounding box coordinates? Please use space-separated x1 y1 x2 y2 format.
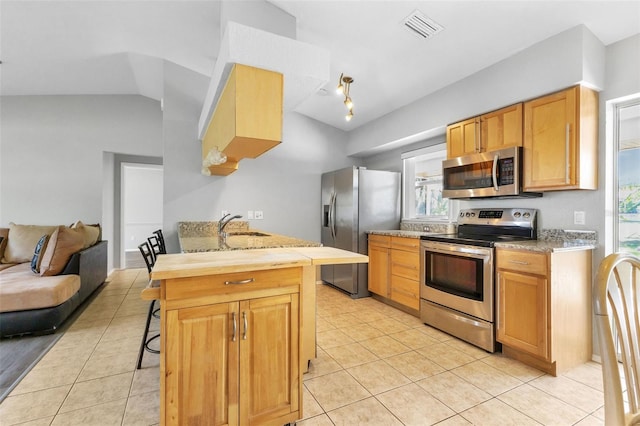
224 278 255 285
232 312 237 342
242 311 248 340
565 123 570 184
476 118 481 152
508 260 530 265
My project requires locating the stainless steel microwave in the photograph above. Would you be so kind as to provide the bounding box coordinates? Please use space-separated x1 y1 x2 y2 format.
442 146 541 199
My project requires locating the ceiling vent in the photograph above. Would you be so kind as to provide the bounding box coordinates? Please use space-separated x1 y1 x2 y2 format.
403 10 444 39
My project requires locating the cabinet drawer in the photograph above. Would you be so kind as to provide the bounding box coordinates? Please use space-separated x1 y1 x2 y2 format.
165 267 301 301
391 236 420 251
390 275 420 310
391 250 420 281
497 250 547 275
369 234 391 247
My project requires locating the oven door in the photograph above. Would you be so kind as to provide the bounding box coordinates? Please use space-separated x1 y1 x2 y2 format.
420 240 493 322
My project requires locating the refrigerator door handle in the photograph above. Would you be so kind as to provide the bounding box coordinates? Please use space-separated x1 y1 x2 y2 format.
330 191 336 240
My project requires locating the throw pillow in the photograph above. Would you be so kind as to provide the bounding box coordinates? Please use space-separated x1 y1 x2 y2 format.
0 229 6 261
72 221 100 249
30 234 50 274
2 223 58 264
39 226 84 276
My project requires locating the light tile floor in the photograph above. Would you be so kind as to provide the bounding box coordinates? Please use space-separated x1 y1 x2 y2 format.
0 268 606 425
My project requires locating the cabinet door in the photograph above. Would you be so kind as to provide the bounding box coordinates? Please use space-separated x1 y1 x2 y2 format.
447 117 480 158
497 270 549 360
239 294 299 426
368 243 390 297
523 87 577 190
165 303 239 426
481 103 523 151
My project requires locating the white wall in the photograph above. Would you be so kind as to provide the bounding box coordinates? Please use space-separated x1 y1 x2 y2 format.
0 95 163 270
350 25 605 157
161 61 358 253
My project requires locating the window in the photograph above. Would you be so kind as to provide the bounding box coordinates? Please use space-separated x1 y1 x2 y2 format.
402 143 454 220
607 95 640 256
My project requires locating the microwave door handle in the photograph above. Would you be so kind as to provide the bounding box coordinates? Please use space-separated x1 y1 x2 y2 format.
492 154 499 191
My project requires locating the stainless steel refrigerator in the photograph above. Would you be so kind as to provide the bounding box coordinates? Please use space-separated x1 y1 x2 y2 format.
321 166 401 298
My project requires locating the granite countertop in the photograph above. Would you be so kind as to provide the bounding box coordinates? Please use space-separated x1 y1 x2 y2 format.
177 221 320 253
368 227 597 253
367 230 434 239
495 239 597 253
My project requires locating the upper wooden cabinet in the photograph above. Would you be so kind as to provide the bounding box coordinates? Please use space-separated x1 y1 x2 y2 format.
480 103 523 152
523 85 598 191
446 103 522 159
447 117 480 159
203 64 283 176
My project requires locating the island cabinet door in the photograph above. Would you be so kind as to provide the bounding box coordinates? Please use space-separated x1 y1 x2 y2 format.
165 303 239 426
239 294 300 426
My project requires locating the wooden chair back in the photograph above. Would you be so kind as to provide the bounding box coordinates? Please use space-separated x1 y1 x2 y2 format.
594 252 640 425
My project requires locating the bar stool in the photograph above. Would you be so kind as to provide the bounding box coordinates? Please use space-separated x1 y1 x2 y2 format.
137 241 160 369
152 229 166 254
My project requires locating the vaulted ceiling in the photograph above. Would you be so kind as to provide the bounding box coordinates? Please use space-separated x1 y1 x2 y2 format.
1 1 639 132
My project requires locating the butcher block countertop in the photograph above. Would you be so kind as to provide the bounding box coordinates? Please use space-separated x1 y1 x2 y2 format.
151 246 368 280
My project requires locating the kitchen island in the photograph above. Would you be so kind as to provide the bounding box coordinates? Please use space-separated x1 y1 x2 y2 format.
149 246 367 426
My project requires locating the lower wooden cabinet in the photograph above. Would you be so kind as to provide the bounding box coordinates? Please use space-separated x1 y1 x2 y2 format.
496 248 592 376
368 234 420 314
390 237 420 311
368 235 390 297
163 270 301 426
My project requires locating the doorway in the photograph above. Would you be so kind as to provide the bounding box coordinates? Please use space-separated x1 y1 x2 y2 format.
121 163 164 268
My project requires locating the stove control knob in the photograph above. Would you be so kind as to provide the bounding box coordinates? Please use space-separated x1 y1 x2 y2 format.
514 212 521 218
465 212 471 217
523 212 531 218
460 212 464 217
470 212 476 217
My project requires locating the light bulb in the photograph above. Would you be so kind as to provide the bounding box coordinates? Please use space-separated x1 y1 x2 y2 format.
344 97 353 110
346 110 353 121
336 73 344 95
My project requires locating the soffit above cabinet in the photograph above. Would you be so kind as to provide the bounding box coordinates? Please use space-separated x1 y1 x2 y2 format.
197 21 330 141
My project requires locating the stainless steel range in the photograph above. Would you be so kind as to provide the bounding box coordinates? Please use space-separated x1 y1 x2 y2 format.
420 208 537 352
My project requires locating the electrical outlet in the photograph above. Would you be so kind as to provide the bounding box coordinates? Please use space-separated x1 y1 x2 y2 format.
247 210 254 219
254 211 264 220
574 211 586 225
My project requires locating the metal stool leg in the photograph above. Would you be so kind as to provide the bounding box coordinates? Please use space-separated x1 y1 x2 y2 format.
137 299 159 369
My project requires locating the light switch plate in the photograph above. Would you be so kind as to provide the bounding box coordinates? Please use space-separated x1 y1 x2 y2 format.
247 210 254 219
254 211 264 220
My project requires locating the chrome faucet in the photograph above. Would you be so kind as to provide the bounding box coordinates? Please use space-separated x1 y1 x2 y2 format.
218 213 242 238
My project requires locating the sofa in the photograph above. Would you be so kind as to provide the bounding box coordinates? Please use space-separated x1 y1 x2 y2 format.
0 222 108 337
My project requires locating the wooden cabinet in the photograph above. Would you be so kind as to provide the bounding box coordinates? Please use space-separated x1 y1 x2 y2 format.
162 268 301 426
480 103 523 152
202 64 283 176
523 85 598 191
496 248 592 376
368 234 420 314
368 234 390 297
390 237 420 311
447 103 523 159
447 117 480 159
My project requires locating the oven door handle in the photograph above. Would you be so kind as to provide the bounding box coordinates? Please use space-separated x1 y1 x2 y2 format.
422 243 492 259
491 154 499 192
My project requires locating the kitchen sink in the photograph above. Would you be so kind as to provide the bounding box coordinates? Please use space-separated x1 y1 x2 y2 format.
227 231 270 237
